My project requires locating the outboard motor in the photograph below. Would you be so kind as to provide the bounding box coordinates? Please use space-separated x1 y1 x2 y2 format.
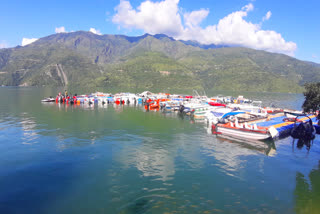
290 115 316 150
179 105 185 114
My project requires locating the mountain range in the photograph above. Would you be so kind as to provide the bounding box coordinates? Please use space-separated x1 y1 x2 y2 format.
1 31 320 93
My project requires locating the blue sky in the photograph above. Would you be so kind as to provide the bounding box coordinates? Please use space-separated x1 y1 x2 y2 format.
0 0 319 63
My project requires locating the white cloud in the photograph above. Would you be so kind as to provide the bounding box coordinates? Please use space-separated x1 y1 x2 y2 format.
112 0 297 56
55 26 66 33
21 38 38 46
89 28 102 35
262 11 272 21
113 0 183 37
184 9 209 28
242 3 254 12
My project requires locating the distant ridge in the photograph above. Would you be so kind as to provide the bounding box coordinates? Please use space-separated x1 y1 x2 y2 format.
179 40 229 49
0 31 319 93
305 61 320 68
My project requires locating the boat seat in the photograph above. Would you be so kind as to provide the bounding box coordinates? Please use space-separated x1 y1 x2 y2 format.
235 120 242 128
244 122 252 129
253 124 258 130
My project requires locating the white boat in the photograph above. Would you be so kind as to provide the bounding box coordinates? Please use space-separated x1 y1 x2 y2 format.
193 106 218 118
205 109 244 125
213 121 273 141
227 101 268 116
114 93 142 104
160 100 182 112
183 102 213 118
208 95 234 103
41 97 55 102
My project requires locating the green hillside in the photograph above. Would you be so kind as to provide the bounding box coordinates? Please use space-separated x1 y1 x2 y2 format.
0 31 319 93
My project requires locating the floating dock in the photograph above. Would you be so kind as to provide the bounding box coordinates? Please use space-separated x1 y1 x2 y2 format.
255 114 317 138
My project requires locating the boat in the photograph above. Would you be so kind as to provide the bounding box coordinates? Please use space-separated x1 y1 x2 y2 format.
228 100 263 112
208 95 234 104
41 97 55 102
263 106 284 114
145 99 167 111
204 107 236 124
181 100 213 117
160 100 181 112
208 101 226 107
189 104 215 118
212 121 275 141
146 100 160 110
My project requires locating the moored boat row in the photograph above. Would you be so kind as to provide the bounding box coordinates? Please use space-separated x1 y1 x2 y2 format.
42 91 319 144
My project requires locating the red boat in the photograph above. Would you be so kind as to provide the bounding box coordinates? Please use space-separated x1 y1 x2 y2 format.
208 102 226 107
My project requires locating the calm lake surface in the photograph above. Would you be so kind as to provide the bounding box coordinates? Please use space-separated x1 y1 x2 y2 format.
1 87 320 214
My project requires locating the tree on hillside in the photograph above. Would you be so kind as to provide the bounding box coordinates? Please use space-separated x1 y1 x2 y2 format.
302 82 320 113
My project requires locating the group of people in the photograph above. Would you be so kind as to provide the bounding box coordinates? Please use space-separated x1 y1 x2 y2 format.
56 90 77 104
54 91 156 106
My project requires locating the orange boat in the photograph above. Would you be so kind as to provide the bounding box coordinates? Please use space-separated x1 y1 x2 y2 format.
145 99 163 111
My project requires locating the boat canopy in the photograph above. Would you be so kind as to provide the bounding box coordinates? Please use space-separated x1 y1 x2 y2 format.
222 111 246 119
284 111 306 117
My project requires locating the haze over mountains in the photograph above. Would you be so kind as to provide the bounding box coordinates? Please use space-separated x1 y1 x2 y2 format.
0 31 319 92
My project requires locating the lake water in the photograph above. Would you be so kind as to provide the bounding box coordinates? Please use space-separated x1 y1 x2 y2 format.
0 87 320 214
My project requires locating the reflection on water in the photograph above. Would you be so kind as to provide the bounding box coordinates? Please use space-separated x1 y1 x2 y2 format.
20 114 39 145
116 135 176 182
200 125 276 177
201 136 260 175
295 161 320 214
115 132 205 182
216 136 276 155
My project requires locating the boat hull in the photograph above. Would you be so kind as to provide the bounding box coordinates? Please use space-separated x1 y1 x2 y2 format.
216 126 271 140
41 98 55 102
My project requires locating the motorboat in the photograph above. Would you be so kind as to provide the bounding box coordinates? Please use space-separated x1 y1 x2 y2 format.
160 100 182 112
213 120 276 141
41 97 55 102
205 109 245 125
